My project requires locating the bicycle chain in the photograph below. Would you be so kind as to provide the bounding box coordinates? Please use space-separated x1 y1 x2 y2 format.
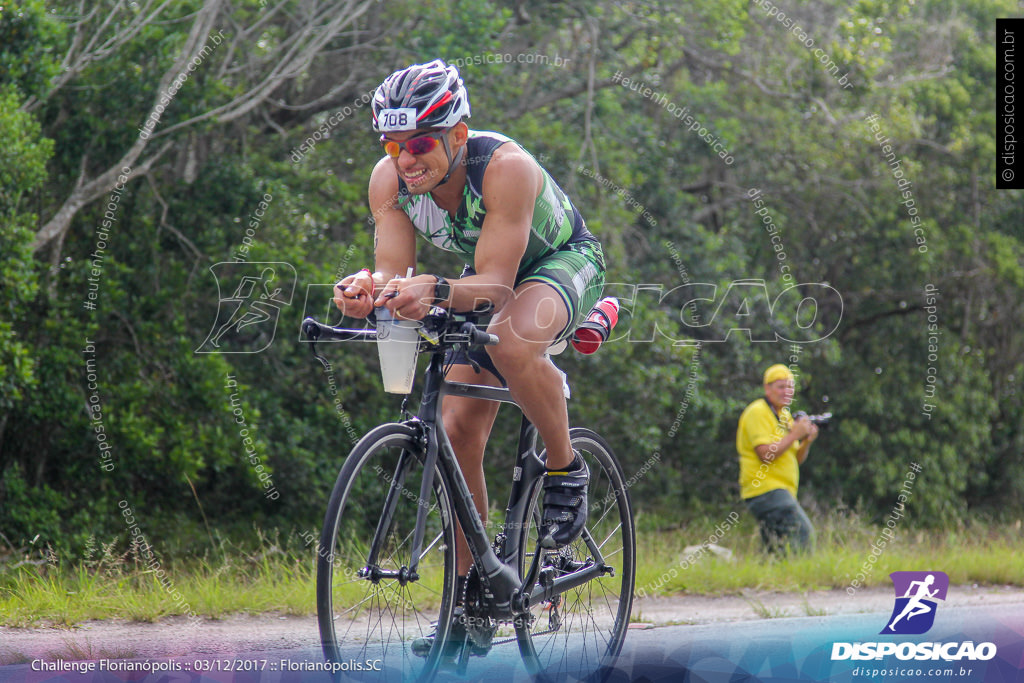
461 566 497 651
462 553 569 648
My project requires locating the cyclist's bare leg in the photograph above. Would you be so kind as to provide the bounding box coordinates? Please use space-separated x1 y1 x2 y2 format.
485 281 573 470
442 364 502 577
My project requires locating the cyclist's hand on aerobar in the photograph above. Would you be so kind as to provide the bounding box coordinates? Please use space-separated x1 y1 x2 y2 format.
333 270 376 319
375 275 437 321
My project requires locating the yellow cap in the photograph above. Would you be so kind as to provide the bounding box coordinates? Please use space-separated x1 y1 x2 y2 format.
763 364 794 385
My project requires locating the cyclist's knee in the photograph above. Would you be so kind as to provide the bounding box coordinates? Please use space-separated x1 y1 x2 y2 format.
485 332 546 372
487 284 568 358
485 338 518 371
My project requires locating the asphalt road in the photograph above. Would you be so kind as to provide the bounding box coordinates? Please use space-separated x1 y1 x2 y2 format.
3 600 1022 683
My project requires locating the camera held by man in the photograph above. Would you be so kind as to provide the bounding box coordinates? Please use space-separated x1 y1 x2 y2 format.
793 410 832 427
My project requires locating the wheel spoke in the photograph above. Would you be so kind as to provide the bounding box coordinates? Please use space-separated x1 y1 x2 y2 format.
317 426 456 681
514 430 635 681
419 530 445 562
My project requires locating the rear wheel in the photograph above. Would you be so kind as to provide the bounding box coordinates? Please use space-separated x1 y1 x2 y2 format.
316 423 457 682
515 428 635 682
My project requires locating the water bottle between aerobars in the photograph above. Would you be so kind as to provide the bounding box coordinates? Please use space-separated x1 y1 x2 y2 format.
571 297 620 354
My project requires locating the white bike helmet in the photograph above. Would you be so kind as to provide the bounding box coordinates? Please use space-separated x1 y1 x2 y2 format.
372 59 471 133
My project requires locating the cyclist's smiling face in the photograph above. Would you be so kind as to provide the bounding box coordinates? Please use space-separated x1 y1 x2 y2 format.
382 128 452 192
765 379 795 410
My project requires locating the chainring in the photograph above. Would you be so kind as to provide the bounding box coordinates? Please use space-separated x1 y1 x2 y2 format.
461 566 498 651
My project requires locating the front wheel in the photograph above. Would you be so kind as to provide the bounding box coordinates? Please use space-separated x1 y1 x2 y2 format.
515 428 636 682
316 423 457 682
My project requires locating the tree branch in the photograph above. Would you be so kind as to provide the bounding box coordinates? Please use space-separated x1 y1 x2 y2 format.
24 1 178 112
31 0 377 255
153 0 374 138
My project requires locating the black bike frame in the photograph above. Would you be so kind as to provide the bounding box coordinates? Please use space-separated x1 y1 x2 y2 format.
399 345 610 616
304 314 612 616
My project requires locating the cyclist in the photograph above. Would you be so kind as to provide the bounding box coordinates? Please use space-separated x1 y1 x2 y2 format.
332 59 606 605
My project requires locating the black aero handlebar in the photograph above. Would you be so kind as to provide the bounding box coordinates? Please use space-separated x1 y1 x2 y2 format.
456 321 500 348
301 317 376 343
301 315 499 349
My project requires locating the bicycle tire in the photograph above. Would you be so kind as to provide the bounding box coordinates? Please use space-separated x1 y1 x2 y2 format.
317 422 458 682
513 427 636 682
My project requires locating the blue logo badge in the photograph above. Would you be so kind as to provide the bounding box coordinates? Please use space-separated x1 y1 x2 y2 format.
881 571 949 635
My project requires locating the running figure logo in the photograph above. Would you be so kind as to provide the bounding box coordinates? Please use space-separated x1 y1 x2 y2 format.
196 262 296 354
881 571 949 635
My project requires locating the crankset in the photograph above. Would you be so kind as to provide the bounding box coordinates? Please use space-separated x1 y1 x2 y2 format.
462 566 498 652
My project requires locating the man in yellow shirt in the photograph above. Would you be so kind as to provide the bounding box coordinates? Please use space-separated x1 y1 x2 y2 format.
737 364 819 553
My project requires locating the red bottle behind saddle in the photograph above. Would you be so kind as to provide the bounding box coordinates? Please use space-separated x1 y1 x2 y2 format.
571 297 620 354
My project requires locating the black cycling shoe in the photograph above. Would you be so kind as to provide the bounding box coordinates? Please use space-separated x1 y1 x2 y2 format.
412 575 474 659
410 608 489 659
541 452 589 547
411 607 462 659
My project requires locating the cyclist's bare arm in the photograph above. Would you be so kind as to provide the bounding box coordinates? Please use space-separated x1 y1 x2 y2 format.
333 157 417 319
467 145 540 309
373 146 543 320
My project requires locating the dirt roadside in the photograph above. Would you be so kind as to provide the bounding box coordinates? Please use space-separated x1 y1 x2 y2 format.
2 585 1023 662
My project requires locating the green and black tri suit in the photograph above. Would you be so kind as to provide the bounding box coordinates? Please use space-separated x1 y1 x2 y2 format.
396 130 605 341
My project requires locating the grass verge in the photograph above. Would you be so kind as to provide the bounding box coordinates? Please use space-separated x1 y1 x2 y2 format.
631 510 1024 597
2 516 1022 628
0 531 315 628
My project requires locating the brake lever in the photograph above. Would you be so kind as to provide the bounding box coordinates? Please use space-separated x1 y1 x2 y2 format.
309 339 331 370
303 322 332 370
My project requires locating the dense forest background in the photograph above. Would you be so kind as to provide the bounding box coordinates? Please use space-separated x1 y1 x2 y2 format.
1 0 1021 559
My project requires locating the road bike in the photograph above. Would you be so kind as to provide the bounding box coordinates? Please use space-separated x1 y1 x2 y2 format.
302 307 635 682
